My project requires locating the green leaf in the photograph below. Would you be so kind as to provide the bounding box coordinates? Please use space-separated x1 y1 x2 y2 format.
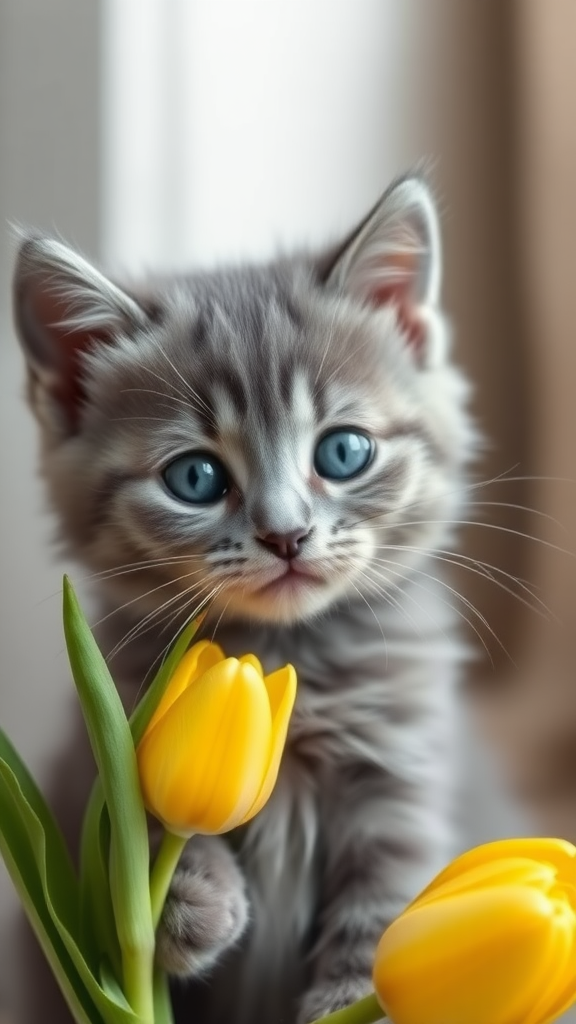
79 612 203 1017
0 750 103 1024
0 747 138 1024
99 959 134 1011
0 582 205 1023
0 730 79 939
62 577 155 1022
80 784 121 978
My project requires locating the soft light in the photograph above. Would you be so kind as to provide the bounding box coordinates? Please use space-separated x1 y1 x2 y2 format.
372 838 576 1024
137 640 296 836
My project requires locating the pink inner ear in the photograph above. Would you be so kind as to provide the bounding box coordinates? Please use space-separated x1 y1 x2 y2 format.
29 286 110 430
395 300 426 355
358 251 426 354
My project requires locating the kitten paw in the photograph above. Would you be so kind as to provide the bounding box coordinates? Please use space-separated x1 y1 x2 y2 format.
155 835 249 977
299 977 376 1024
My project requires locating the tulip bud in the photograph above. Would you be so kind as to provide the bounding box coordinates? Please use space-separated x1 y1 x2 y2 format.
373 838 576 1024
137 641 296 837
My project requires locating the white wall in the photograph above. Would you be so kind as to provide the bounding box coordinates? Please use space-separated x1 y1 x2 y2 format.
0 2 100 1018
102 0 436 272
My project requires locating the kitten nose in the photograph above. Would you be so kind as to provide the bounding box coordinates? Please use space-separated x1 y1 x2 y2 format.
257 529 309 560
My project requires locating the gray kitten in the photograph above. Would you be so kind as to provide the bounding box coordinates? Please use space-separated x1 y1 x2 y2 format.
13 176 476 1024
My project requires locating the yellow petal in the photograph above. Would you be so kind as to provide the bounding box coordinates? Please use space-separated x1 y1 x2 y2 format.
263 663 296 719
411 858 558 910
138 656 237 830
526 892 576 1024
238 663 297 825
194 661 273 833
145 640 225 734
412 838 576 908
374 885 568 1024
239 653 263 676
137 657 271 835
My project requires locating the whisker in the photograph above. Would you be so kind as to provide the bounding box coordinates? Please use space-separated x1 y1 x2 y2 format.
363 558 494 666
372 545 555 623
139 365 206 409
455 500 569 537
92 566 208 633
351 562 422 639
373 542 535 586
114 416 177 423
347 502 574 558
316 331 378 394
155 347 216 421
347 466 576 532
208 592 234 642
120 387 199 410
461 470 576 490
158 582 222 640
128 585 221 710
372 553 549 626
108 584 207 665
354 560 464 656
346 578 387 656
86 555 205 585
37 555 205 607
369 556 507 666
314 300 340 387
391 519 575 558
106 577 210 661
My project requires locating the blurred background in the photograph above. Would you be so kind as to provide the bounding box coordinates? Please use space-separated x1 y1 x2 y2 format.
1 1 575 1021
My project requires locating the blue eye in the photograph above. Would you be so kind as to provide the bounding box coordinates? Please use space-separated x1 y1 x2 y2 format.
163 452 229 504
314 429 374 480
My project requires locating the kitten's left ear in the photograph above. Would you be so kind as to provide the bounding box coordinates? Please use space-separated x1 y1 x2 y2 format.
326 176 444 362
13 234 150 434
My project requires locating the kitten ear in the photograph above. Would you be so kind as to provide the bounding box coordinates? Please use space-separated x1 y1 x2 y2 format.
326 176 443 360
13 234 149 433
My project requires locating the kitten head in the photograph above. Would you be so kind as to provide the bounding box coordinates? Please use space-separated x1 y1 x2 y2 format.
13 176 474 629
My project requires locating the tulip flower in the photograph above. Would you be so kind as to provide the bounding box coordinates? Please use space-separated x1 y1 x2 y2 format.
371 837 576 1024
136 639 297 927
137 639 296 835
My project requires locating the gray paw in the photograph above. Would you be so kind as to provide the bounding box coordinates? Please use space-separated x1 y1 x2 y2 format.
155 835 249 977
299 977 377 1024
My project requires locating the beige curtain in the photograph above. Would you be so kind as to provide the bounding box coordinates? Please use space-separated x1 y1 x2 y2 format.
468 0 576 840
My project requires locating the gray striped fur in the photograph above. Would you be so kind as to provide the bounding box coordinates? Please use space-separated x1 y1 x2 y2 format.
13 177 477 1024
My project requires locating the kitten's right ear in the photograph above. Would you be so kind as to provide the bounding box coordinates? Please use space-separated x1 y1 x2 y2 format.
13 235 149 434
322 176 444 364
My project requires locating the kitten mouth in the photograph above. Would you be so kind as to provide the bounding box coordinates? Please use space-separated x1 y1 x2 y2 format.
255 563 324 595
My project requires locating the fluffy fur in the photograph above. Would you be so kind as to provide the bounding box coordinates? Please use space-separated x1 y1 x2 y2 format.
14 176 477 1024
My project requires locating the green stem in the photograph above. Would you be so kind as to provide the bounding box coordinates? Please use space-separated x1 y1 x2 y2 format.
150 830 189 930
122 943 155 1024
310 993 385 1024
153 966 175 1024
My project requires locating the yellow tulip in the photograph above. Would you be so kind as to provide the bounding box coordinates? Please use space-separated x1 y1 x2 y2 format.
137 640 296 837
372 838 576 1024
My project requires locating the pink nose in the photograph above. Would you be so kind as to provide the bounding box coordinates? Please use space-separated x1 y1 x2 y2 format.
256 529 309 560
